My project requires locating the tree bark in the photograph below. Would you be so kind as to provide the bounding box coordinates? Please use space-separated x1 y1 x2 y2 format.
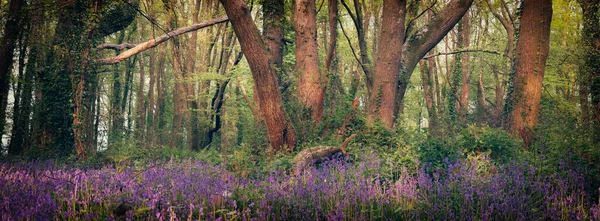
263 0 285 70
420 60 438 134
505 0 552 146
135 49 146 140
459 13 470 120
220 0 296 153
395 0 474 122
323 0 338 74
367 0 406 129
295 0 325 123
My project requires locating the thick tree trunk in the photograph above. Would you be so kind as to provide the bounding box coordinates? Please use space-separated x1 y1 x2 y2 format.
0 0 24 144
220 0 296 153
295 0 325 123
263 0 285 70
367 0 406 129
505 0 552 146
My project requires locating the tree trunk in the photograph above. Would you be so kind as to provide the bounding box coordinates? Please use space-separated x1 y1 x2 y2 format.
341 0 374 96
136 50 146 139
295 0 325 123
505 0 552 146
421 60 438 134
459 13 470 120
323 0 338 74
263 0 285 70
577 0 600 139
0 0 24 144
394 0 474 129
220 0 296 154
367 0 406 129
8 32 29 155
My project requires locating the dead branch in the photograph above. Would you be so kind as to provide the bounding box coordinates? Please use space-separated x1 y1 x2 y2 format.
95 15 228 65
96 43 138 50
422 49 500 59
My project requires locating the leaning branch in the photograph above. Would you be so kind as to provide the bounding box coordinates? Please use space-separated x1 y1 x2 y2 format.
96 43 138 50
422 49 500 59
95 15 229 65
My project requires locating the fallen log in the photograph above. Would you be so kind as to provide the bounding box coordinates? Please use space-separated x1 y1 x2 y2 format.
292 134 357 168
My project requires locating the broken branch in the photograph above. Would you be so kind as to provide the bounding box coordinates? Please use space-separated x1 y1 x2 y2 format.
422 49 500 59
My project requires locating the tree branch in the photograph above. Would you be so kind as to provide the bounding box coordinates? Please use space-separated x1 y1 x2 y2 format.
95 15 228 65
96 43 138 50
422 49 500 59
338 18 365 75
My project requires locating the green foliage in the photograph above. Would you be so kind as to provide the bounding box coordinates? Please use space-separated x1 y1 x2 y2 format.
416 125 522 170
459 125 521 164
416 136 461 169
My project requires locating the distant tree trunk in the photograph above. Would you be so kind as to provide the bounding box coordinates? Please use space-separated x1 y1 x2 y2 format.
220 0 296 154
0 0 24 144
146 41 157 148
154 44 167 146
170 42 188 148
420 60 438 134
8 32 29 155
135 23 147 140
323 0 338 74
136 52 146 138
188 0 201 150
110 31 127 143
459 13 471 121
367 0 406 129
486 0 516 125
476 66 488 124
505 0 552 146
295 0 325 123
341 0 374 96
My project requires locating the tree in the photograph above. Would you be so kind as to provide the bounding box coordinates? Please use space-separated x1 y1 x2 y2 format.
295 0 325 123
220 0 296 154
34 0 137 158
366 0 474 129
504 0 552 146
367 0 405 129
0 0 24 146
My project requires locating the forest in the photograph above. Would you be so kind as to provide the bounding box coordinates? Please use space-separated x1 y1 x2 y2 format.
0 0 599 219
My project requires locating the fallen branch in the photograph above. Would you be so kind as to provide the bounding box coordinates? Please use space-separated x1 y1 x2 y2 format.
96 43 138 50
95 15 229 65
293 134 357 168
422 49 500 59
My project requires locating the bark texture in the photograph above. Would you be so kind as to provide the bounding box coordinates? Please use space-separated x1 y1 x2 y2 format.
505 0 552 146
295 0 325 123
367 0 406 129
